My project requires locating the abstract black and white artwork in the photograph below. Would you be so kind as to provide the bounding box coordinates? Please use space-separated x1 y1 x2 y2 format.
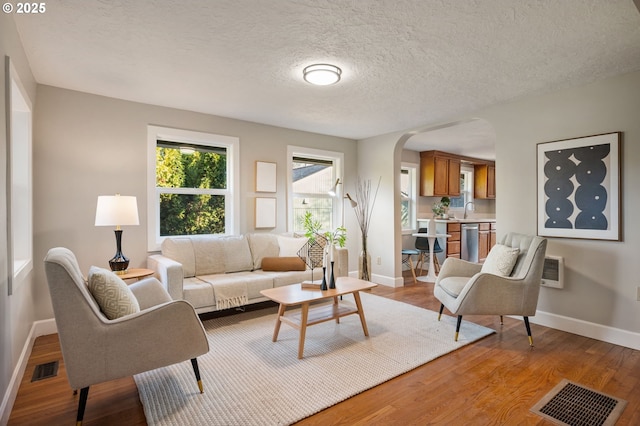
537 132 621 241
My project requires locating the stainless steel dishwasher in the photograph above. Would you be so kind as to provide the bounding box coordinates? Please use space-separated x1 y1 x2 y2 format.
461 224 479 263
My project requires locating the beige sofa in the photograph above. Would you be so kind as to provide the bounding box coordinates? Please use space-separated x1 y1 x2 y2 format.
148 233 348 314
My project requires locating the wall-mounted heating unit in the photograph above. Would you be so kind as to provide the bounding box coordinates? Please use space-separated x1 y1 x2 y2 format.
541 255 564 289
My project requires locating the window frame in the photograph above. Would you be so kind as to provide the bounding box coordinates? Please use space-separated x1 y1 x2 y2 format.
147 126 239 251
401 162 418 234
287 146 343 233
6 57 33 295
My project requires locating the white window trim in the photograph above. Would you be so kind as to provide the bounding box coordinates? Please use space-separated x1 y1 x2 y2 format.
147 125 239 251
401 162 418 235
6 57 33 294
287 145 343 232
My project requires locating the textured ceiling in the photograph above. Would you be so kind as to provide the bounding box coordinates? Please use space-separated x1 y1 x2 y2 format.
13 0 640 156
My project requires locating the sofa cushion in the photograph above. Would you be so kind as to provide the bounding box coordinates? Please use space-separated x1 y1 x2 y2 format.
87 266 140 319
222 235 254 273
261 257 306 271
192 236 226 275
161 237 196 278
277 235 308 257
247 233 280 270
481 244 520 276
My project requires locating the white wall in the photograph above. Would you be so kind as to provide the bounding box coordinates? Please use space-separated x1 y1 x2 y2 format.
1 13 38 423
32 85 358 320
361 70 640 348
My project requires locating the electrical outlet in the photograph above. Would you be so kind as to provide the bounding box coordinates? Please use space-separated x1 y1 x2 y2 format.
377 256 381 265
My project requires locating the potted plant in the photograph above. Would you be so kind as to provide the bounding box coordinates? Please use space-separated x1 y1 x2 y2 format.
440 196 451 218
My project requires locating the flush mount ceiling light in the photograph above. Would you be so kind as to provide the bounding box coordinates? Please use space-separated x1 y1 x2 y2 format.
303 64 342 85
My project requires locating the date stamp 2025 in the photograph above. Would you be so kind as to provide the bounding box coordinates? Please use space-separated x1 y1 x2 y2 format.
3 2 47 14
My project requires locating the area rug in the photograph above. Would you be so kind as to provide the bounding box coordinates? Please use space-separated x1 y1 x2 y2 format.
134 292 494 425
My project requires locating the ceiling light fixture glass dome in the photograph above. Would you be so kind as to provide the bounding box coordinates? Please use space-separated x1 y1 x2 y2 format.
303 64 342 85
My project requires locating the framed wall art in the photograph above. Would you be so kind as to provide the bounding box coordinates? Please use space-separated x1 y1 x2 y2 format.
255 161 277 192
537 132 621 241
255 197 276 229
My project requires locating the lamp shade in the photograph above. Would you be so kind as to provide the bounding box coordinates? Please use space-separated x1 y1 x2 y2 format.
95 195 139 227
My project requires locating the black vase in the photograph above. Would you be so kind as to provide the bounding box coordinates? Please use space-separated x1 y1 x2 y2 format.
329 261 336 289
321 266 328 291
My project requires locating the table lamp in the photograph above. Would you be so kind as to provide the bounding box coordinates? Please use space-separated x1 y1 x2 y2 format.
95 194 139 274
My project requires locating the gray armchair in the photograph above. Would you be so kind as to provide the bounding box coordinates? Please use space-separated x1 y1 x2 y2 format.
434 232 547 346
44 247 209 425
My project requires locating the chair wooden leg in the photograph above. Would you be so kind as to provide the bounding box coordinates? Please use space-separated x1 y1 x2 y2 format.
76 386 89 426
407 255 417 284
438 304 444 321
523 317 533 346
500 315 504 325
191 358 204 393
434 255 440 273
455 315 463 341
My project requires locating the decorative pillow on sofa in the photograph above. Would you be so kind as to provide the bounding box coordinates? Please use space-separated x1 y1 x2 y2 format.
277 235 308 257
87 266 140 319
481 244 520 276
261 257 307 272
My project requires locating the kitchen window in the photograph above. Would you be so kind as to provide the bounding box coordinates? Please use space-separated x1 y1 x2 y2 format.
449 166 474 213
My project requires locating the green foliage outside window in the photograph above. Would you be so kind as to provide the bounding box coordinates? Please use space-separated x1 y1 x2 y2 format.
156 146 227 236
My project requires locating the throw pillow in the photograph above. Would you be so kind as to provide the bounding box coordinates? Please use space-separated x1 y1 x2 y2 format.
481 244 520 276
87 266 140 319
277 235 308 257
261 257 307 271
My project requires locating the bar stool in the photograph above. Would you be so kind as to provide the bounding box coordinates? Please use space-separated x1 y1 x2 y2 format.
401 248 421 284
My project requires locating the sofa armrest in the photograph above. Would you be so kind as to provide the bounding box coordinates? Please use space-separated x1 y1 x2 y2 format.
147 254 184 300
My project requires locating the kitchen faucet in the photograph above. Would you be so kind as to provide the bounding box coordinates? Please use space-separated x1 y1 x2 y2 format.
463 201 475 219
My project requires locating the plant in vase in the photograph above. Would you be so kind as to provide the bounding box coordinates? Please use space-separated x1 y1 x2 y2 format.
352 177 381 281
301 212 346 289
432 201 444 219
440 196 451 219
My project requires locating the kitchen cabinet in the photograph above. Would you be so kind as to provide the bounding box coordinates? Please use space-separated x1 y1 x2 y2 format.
478 222 497 262
446 222 461 259
474 163 496 199
420 151 461 197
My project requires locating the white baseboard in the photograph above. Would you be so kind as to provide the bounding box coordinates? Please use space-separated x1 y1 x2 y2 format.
528 310 640 351
347 271 403 287
0 318 57 425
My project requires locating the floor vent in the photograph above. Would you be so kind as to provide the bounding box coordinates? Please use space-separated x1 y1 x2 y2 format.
31 361 59 382
531 379 627 426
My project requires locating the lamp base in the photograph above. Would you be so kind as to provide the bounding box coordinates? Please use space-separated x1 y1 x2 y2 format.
109 229 130 274
109 254 130 275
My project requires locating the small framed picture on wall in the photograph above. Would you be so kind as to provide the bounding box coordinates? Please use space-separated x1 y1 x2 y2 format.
255 197 276 228
255 161 277 192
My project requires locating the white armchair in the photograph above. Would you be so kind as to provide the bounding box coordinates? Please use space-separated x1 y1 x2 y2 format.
44 247 209 425
434 232 547 346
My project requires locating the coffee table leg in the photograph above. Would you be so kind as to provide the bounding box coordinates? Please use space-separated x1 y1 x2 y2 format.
333 296 340 324
353 291 369 336
272 303 286 342
298 302 309 359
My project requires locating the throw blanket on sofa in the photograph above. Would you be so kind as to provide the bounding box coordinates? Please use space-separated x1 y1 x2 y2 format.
214 282 249 310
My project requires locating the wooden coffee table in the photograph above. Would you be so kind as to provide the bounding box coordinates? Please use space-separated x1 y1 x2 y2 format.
260 277 377 359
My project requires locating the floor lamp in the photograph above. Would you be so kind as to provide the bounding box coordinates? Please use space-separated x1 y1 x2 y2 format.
95 194 139 274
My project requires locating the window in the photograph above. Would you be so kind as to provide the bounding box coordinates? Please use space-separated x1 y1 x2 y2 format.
7 58 33 294
449 166 474 211
401 164 417 232
288 147 343 233
147 126 239 250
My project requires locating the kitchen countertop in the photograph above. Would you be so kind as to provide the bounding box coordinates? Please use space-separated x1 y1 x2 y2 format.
417 218 496 223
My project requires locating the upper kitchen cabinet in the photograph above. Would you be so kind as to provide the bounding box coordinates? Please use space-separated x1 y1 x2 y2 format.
420 151 461 197
474 163 496 199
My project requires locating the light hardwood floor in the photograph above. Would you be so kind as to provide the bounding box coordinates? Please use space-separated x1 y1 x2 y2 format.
8 275 640 425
